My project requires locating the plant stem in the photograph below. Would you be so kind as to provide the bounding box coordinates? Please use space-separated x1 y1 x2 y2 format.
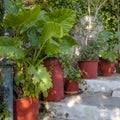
33 38 48 64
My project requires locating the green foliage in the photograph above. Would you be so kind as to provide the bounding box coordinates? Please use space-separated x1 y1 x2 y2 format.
100 0 120 32
0 36 24 59
0 3 77 98
100 50 118 62
0 98 9 120
59 54 83 84
4 6 41 33
14 64 52 98
98 30 120 61
79 40 102 60
4 0 23 15
0 1 2 35
33 0 88 23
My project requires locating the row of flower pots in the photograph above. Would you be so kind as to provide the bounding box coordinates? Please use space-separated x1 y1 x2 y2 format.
12 55 119 120
79 58 115 79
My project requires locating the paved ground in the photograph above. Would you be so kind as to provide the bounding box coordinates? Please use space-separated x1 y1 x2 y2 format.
39 73 120 120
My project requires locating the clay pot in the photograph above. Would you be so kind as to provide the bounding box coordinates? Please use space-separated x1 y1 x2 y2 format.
78 60 98 79
65 80 79 94
99 58 114 76
117 58 120 68
14 97 39 120
44 57 64 101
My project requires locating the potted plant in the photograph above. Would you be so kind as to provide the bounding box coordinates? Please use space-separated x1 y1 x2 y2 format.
43 36 77 101
59 53 86 94
78 39 102 79
0 1 77 119
98 30 120 76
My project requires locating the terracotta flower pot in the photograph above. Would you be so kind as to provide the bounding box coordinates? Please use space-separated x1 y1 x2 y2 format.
44 57 64 101
78 60 98 79
14 97 39 120
117 58 120 68
99 58 114 76
65 80 79 94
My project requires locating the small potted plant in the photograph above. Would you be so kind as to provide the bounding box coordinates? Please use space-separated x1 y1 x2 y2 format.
98 30 120 76
78 39 102 79
60 54 86 94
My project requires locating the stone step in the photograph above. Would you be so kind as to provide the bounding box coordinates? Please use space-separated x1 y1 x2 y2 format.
41 73 120 120
81 73 120 95
112 89 120 97
43 92 120 120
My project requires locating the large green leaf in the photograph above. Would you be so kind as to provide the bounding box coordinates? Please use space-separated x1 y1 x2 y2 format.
4 6 40 33
4 0 22 15
59 35 78 54
41 22 63 41
28 65 52 97
28 28 40 48
0 36 24 59
100 50 118 61
98 31 113 41
114 43 120 50
115 32 120 39
47 8 76 35
45 39 60 55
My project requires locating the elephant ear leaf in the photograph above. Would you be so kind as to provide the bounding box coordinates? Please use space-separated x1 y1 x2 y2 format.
4 6 40 33
4 0 22 14
0 36 24 59
45 39 60 55
48 8 76 35
41 22 63 41
59 35 78 54
40 22 63 56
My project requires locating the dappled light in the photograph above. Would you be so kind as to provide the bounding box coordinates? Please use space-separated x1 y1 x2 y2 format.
67 95 82 107
111 108 120 120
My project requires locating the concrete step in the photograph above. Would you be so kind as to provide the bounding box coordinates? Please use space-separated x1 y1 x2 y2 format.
81 73 120 97
43 92 120 120
40 73 120 120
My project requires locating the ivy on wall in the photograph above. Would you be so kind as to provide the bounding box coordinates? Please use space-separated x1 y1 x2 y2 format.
0 1 2 35
100 0 120 32
0 0 120 35
31 0 88 23
35 0 119 32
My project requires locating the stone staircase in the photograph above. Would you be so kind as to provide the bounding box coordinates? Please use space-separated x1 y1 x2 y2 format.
41 73 120 120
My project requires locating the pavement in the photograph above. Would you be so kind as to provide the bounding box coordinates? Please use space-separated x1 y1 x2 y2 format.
39 73 120 120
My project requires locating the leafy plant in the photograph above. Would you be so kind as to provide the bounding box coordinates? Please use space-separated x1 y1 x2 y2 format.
100 0 120 32
59 53 85 84
98 30 120 61
0 3 77 99
79 39 102 60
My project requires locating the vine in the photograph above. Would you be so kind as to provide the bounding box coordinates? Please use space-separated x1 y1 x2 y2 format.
100 0 120 32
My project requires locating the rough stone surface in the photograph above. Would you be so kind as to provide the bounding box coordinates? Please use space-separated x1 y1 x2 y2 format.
41 92 120 120
112 89 120 97
41 74 120 120
80 74 120 93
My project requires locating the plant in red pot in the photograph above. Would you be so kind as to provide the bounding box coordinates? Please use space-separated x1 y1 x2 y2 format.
78 39 101 79
60 54 86 95
98 30 120 76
